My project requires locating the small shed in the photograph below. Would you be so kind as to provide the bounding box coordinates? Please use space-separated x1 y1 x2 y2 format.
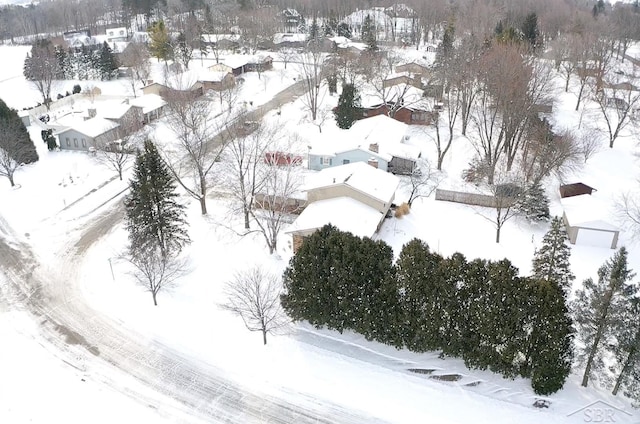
561 194 619 249
559 183 596 198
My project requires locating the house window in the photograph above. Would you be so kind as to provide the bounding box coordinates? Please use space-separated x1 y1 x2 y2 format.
321 157 332 165
66 137 70 147
411 112 427 122
73 138 78 147
81 138 86 147
343 159 350 164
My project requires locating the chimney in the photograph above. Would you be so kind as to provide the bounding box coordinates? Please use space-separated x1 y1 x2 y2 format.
368 158 379 169
88 108 97 118
369 143 379 153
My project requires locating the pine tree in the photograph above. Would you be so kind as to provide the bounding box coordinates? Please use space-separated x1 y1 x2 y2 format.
148 21 173 63
99 42 118 80
523 278 573 395
174 32 193 70
439 252 469 356
436 21 455 64
521 12 540 50
309 15 320 41
611 283 640 396
54 46 69 79
573 247 635 387
0 97 38 164
532 216 574 293
125 140 190 260
361 14 378 52
334 83 361 129
516 183 550 222
337 22 352 38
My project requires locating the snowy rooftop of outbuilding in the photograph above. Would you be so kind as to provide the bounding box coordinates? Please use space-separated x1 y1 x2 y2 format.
273 33 308 44
287 196 382 238
305 162 399 204
561 193 620 231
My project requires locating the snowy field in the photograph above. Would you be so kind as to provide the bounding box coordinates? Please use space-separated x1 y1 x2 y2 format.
2 43 640 423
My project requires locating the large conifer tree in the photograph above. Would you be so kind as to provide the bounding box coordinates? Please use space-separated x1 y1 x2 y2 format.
125 139 190 260
361 14 378 52
532 216 574 293
334 84 361 129
0 97 38 165
573 247 635 387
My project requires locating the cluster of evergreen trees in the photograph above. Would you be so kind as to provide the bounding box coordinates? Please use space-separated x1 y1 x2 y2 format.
0 97 38 165
282 218 574 395
53 42 119 81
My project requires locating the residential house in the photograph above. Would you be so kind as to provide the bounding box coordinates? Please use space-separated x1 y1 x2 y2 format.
382 72 422 89
198 71 236 92
273 33 308 48
98 100 144 128
360 84 435 125
308 145 392 171
395 62 431 78
129 94 167 124
106 27 128 42
202 34 241 50
140 81 203 100
287 162 400 252
57 117 120 151
208 55 273 76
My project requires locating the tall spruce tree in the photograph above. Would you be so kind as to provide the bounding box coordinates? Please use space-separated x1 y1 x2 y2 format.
125 140 190 260
361 14 378 52
523 278 573 395
439 252 469 356
334 83 361 129
521 12 541 50
516 183 550 222
573 247 635 387
532 216 574 293
148 21 173 63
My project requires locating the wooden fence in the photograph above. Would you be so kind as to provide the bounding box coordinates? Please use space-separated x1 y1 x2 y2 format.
435 189 516 208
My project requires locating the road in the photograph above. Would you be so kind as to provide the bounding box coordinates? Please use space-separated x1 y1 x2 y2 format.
0 78 389 423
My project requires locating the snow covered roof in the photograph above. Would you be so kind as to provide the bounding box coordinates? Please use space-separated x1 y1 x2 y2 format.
98 101 133 120
334 146 393 162
273 33 308 44
198 70 232 82
128 94 166 114
328 36 351 45
60 117 120 138
202 34 240 43
348 115 420 160
306 162 399 204
561 194 619 231
287 196 383 238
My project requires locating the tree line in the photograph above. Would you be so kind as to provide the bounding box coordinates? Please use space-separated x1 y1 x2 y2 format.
282 220 640 401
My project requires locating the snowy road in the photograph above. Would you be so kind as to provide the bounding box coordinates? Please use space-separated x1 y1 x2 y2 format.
0 202 388 423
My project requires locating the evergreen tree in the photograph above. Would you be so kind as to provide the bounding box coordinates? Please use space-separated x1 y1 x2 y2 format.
436 21 455 64
532 216 574 293
521 12 540 49
337 22 352 38
174 32 193 70
439 252 469 356
361 14 378 52
147 21 173 63
0 97 38 164
334 83 361 129
494 20 504 36
327 74 338 95
125 140 190 260
99 42 118 80
54 45 69 79
462 259 528 377
523 278 573 394
516 183 550 222
612 292 640 396
395 239 447 352
573 247 635 387
309 15 320 41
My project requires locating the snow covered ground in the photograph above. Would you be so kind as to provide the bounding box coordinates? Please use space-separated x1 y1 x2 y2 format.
2 44 640 423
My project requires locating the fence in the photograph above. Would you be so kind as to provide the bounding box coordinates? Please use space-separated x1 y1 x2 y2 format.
435 189 516 208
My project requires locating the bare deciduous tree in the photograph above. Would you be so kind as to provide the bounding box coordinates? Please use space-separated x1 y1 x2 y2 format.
24 40 60 110
251 142 303 254
474 169 524 244
95 116 143 180
403 158 443 206
297 42 326 122
126 247 187 306
594 84 640 148
220 266 289 345
163 91 225 215
120 42 151 97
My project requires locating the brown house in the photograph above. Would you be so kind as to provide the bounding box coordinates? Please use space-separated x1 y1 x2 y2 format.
382 73 422 89
361 103 435 125
395 62 431 78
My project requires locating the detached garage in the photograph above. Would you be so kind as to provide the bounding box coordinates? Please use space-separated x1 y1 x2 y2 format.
561 194 620 249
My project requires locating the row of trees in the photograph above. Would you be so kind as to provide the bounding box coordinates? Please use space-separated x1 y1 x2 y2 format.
282 220 575 395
